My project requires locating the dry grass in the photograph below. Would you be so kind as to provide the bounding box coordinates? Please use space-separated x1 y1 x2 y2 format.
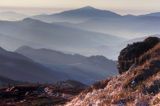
66 42 160 106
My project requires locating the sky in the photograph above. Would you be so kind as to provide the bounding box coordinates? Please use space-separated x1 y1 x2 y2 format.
0 0 160 15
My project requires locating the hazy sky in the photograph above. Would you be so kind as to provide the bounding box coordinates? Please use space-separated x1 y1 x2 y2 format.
0 0 160 15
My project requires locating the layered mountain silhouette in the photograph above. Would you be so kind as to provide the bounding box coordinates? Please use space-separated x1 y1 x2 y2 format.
2 6 160 59
25 6 160 60
0 18 124 59
0 45 118 85
32 6 160 38
0 6 159 105
0 47 68 83
66 37 160 106
1 6 160 39
16 46 118 85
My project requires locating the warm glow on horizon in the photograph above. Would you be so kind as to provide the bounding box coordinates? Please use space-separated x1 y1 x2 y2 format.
0 0 160 15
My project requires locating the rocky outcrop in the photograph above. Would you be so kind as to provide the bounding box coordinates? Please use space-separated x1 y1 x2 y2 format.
118 37 160 74
66 37 160 106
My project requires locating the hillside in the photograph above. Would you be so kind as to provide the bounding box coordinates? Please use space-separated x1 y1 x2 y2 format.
0 75 21 87
66 37 160 106
0 80 87 105
0 47 67 83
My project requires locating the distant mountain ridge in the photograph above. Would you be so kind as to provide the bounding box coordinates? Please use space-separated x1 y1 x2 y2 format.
32 6 121 23
0 18 124 59
16 46 118 85
55 6 120 17
0 46 68 83
32 6 160 38
1 6 160 60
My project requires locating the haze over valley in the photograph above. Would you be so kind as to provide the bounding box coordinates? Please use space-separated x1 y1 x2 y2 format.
0 6 160 84
1 6 160 60
0 0 160 105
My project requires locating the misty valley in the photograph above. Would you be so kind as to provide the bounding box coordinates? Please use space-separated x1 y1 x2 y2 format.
0 6 159 106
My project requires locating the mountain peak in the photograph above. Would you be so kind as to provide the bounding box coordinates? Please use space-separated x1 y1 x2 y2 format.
22 18 34 21
53 6 120 18
16 46 37 53
80 6 96 10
